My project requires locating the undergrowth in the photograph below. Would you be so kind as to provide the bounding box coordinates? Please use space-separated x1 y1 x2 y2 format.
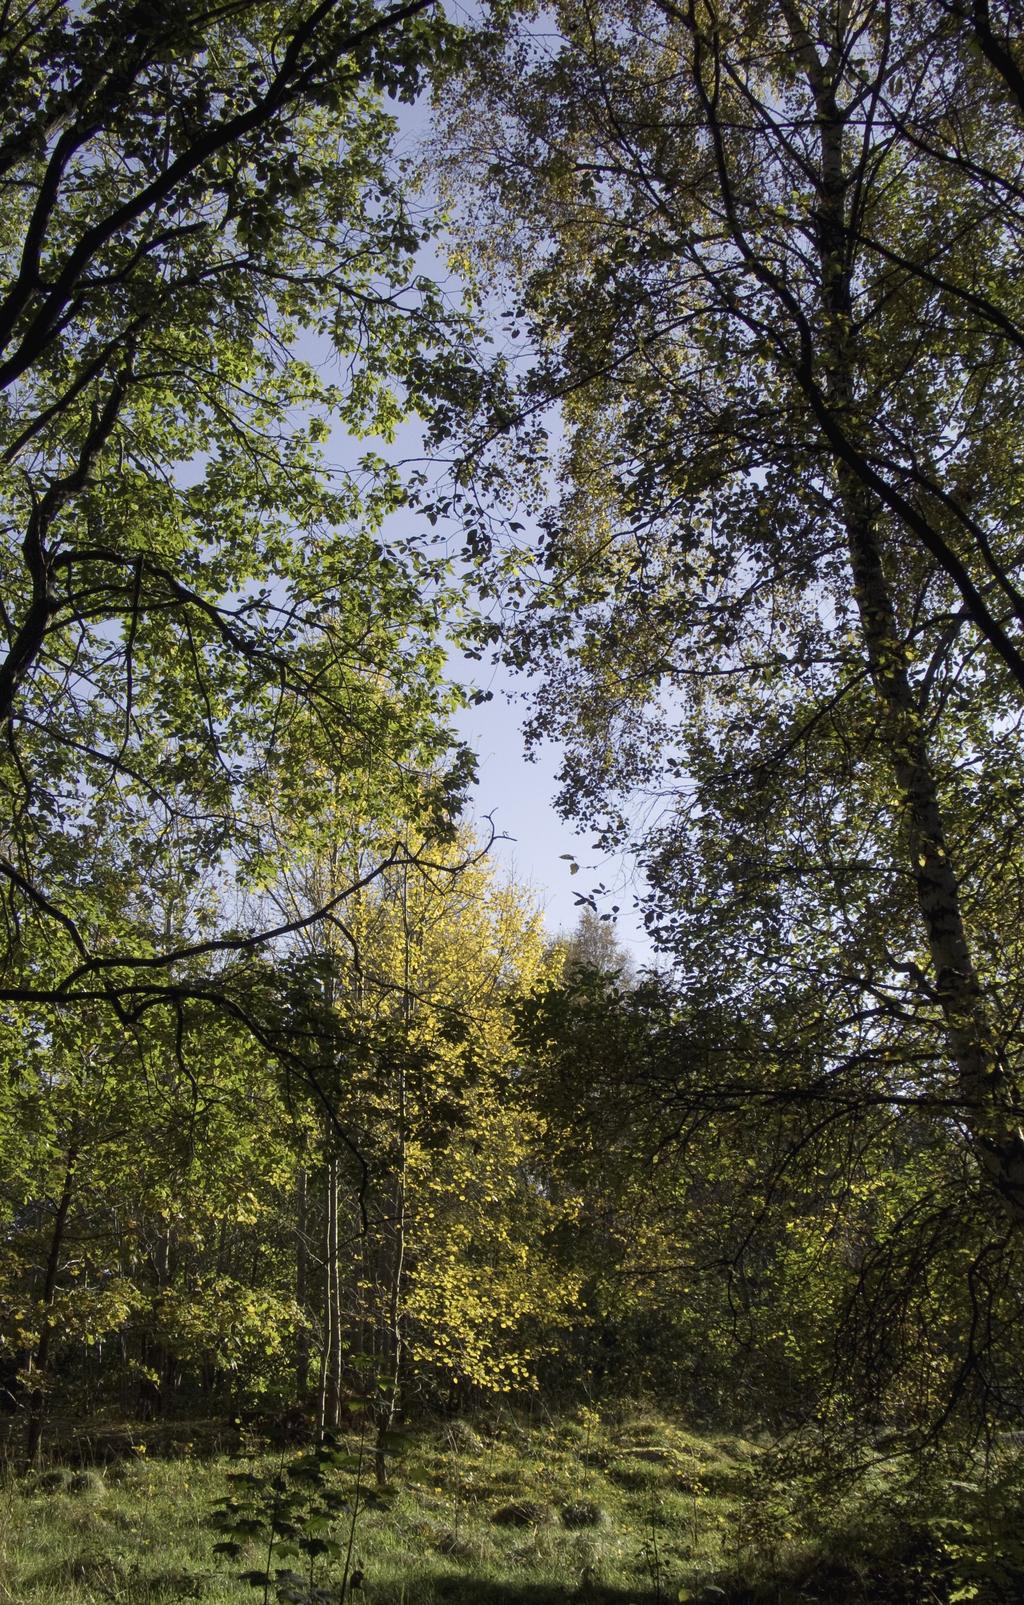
0 1408 1020 1603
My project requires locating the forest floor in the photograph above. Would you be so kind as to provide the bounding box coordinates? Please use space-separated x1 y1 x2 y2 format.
0 1406 1017 1604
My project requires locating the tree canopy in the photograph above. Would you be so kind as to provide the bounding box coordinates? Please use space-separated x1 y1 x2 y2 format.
0 0 473 1034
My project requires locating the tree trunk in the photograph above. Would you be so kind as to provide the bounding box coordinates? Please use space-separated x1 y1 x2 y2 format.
374 1155 405 1487
25 1144 76 1463
328 1156 344 1428
295 1164 310 1404
841 477 1024 1219
799 26 1024 1222
316 1154 344 1440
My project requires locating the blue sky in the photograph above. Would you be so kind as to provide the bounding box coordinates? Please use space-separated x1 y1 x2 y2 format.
448 654 658 962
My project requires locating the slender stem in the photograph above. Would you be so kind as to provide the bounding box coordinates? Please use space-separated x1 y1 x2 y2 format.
339 1416 366 1603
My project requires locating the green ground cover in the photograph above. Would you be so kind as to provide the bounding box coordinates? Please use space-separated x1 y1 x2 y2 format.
1 1410 1021 1604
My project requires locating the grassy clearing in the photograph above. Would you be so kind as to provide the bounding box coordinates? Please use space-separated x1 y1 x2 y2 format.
0 1409 1020 1604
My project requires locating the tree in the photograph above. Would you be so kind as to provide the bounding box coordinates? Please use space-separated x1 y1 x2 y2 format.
0 0 474 1037
439 0 1024 1231
550 907 635 985
275 837 576 1469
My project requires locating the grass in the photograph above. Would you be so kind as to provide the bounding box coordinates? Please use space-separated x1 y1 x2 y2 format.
1 1407 1021 1603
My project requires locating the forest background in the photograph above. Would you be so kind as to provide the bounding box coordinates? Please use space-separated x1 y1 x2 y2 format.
2 2 1024 1602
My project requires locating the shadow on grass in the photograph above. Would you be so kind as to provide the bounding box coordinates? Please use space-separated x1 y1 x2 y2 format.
423 1586 664 1605
703 1546 1016 1605
0 1414 243 1469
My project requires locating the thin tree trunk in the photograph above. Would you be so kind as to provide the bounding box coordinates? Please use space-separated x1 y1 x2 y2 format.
315 1159 332 1442
374 1126 406 1487
327 1156 343 1428
25 1144 76 1464
315 1153 344 1439
295 1164 310 1404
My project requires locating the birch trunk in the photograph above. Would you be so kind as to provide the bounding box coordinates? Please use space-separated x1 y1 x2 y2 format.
295 1164 310 1403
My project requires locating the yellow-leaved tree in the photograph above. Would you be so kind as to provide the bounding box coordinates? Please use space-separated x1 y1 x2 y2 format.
280 837 579 1476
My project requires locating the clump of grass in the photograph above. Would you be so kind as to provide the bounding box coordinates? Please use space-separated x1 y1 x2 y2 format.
560 1500 607 1529
41 1552 130 1591
605 1459 658 1491
508 1523 566 1570
492 1498 552 1527
31 1467 74 1494
433 1526 494 1565
66 1468 106 1499
446 1420 484 1456
147 1572 205 1601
